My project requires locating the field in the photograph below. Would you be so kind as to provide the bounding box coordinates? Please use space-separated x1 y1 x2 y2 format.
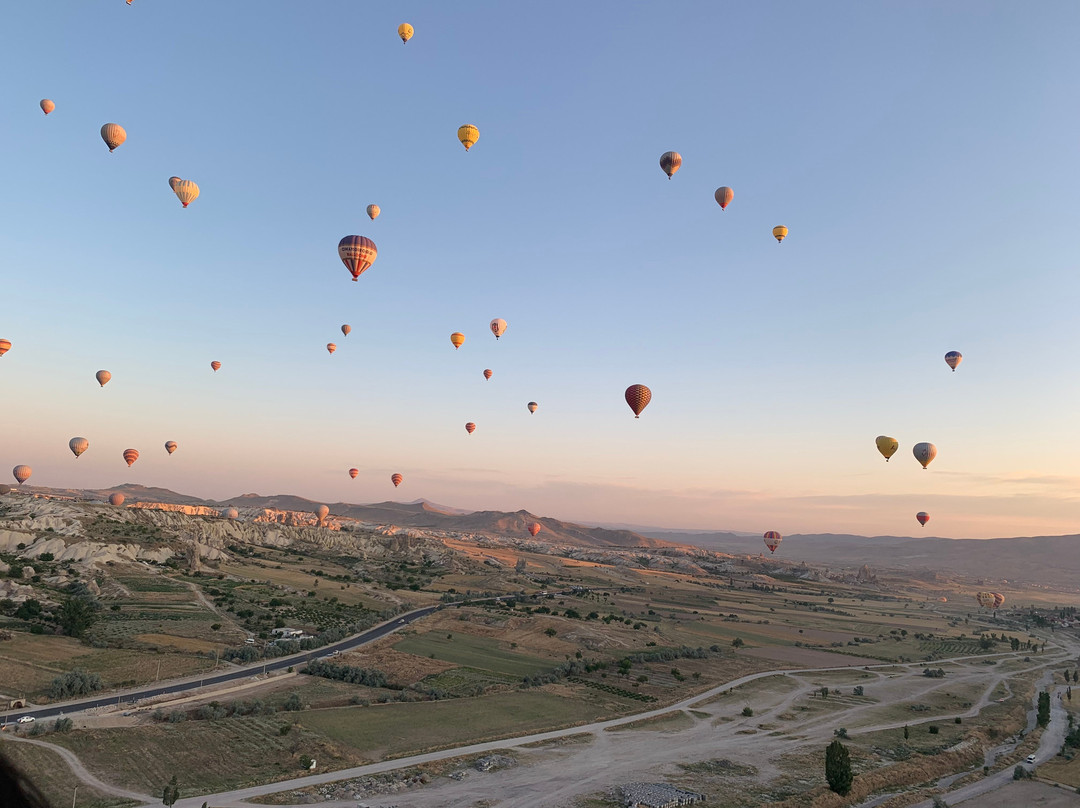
392 630 555 678
0 740 136 808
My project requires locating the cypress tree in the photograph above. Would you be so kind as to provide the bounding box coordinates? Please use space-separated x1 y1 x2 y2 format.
825 739 853 796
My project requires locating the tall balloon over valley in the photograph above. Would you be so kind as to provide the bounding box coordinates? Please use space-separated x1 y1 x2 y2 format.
222 507 239 520
315 505 329 522
123 449 139 467
100 123 127 152
108 493 125 506
12 465 31 485
916 512 930 527
528 523 542 537
763 531 782 553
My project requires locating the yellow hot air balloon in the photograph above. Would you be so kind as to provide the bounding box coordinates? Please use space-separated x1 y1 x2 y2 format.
40 99 55 115
450 332 465 350
398 23 414 44
875 435 898 462
366 204 380 220
0 339 11 357
327 343 337 354
458 124 479 151
69 437 89 459
96 370 112 387
173 179 200 208
100 123 127 152
13 465 32 485
772 225 788 243
341 324 351 337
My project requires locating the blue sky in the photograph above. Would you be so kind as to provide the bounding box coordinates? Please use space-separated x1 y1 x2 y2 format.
2 2 1079 538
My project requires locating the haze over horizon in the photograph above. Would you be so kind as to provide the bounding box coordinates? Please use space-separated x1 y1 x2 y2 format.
3 2 1080 539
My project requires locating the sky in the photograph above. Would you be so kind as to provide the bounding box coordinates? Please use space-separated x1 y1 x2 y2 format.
2 2 1079 539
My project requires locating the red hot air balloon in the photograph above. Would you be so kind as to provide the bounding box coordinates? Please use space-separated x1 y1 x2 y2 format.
483 369 493 380
123 449 139 466
391 473 403 487
0 339 10 357
528 522 542 537
338 236 377 281
108 493 125 506
349 468 359 479
763 531 782 553
916 512 930 527
465 422 476 434
210 361 221 372
624 384 652 418
992 593 1005 609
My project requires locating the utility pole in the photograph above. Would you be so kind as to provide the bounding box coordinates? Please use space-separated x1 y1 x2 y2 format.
72 784 78 808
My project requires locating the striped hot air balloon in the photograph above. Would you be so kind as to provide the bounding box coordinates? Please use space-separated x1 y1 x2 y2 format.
327 343 337 354
338 236 378 281
12 465 31 485
40 99 55 115
483 369 493 380
165 441 178 455
100 123 127 152
465 422 476 434
0 339 10 357
763 531 783 553
96 370 111 387
450 332 465 349
168 176 182 191
458 124 479 151
69 437 89 459
945 351 963 372
992 593 1005 609
108 493 125 506
349 468 359 479
624 384 652 418
975 592 995 609
772 225 788 243
123 449 139 467
391 473 403 487
714 186 734 210
173 179 200 208
659 151 682 179
210 361 221 372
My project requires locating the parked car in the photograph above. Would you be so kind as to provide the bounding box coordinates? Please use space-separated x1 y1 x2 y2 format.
16 716 34 724
1026 754 1037 764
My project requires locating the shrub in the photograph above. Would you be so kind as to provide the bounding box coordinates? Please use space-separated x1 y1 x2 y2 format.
929 725 940 735
834 727 848 739
742 706 753 717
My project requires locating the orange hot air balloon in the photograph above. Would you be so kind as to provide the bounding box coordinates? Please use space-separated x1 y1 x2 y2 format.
916 512 930 527
763 531 782 553
327 343 337 354
123 449 139 467
164 441 178 455
527 401 538 413
210 361 221 372
465 422 476 434
483 369 493 380
659 151 682 179
528 522 542 537
12 465 32 485
938 597 948 603
40 99 55 115
100 123 127 152
0 339 11 356
391 473 403 487
975 592 995 609
341 324 352 337
992 593 1005 609
338 235 378 281
96 370 111 387
624 384 652 418
69 437 89 459
222 507 239 520
349 468 359 479
450 332 465 350
315 505 330 522
108 493 125 506
714 186 734 210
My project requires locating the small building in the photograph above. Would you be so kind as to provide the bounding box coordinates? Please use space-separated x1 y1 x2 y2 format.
617 783 704 808
271 628 304 640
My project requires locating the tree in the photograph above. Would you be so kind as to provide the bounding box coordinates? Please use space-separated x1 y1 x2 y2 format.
903 725 909 740
1037 691 1051 728
544 628 557 637
731 637 744 648
825 739 853 796
57 597 97 638
162 775 180 807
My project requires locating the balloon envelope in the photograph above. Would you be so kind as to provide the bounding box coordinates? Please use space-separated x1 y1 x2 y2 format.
527 402 538 413
211 361 221 372
168 176 182 190
465 422 476 434
916 512 930 526
659 151 682 179
528 522 542 537
391 473 403 487
108 493 125 507
458 124 479 151
398 23 413 43
123 449 139 467
327 343 336 354
945 351 963 372
96 370 111 387
222 507 239 520
772 225 788 243
450 332 465 349
341 324 351 337
40 99 55 115
173 179 199 208
12 465 31 485
338 236 378 281
875 435 898 462
165 441 178 455
483 369 493 380
366 204 380 220
100 123 127 152
763 531 782 553
0 339 9 357
714 186 734 209
69 437 89 458
315 505 329 521
624 384 652 418
349 468 359 479
992 593 1005 609
975 592 995 608
489 318 507 339
913 442 937 469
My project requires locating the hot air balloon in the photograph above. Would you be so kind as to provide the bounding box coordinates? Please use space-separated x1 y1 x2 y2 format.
772 225 788 243
40 99 55 115
489 318 507 340
992 593 1006 609
714 186 734 210
528 522 542 537
210 361 221 372
913 442 937 469
624 384 652 418
96 370 111 387
100 123 126 152
108 493 125 506
341 324 351 337
465 422 476 434
450 332 465 350
483 369 493 380
349 468 359 479
975 592 995 609
69 437 89 459
458 124 479 151
12 466 31 485
366 204 380 220
945 351 962 372
763 531 782 554
222 507 238 520
938 597 948 603
338 236 378 281
327 343 337 354
0 339 11 357
123 449 139 467
315 505 329 522
527 402 538 413
391 473 403 487
916 512 930 527
659 151 682 179
875 436 898 462
164 441 178 455
168 176 182 191
398 23 413 43
173 179 200 208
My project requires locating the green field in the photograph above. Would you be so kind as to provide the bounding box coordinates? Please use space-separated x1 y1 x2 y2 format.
393 631 554 677
0 740 136 808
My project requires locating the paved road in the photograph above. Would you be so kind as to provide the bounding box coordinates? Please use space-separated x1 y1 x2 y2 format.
0 604 441 726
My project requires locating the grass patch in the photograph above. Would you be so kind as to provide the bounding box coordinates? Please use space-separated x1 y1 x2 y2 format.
0 740 137 808
393 631 553 678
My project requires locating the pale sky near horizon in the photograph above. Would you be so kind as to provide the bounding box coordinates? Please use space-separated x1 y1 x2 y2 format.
2 2 1079 539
